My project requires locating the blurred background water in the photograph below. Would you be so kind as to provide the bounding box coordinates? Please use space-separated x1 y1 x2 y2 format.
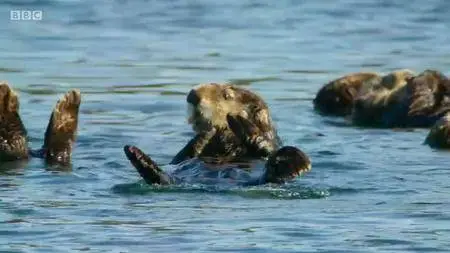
1 0 450 252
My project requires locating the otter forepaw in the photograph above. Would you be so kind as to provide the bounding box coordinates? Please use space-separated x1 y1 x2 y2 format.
124 145 172 185
263 146 311 184
43 89 81 165
226 114 273 157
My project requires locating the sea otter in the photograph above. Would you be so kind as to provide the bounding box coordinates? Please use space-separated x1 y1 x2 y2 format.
353 69 450 128
0 82 81 165
124 114 311 185
123 83 311 185
313 72 381 116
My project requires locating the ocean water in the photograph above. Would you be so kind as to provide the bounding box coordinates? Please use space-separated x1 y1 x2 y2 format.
1 0 450 252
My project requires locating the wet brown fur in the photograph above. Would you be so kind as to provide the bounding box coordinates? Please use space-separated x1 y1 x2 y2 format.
0 82 81 165
352 69 415 125
43 89 81 165
0 82 28 160
425 114 450 149
353 69 450 127
172 83 280 164
313 72 382 116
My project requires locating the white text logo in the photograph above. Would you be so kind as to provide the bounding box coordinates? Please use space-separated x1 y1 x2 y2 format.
10 10 43 21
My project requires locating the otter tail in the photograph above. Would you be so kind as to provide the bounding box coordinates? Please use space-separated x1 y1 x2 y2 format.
41 89 81 165
0 82 28 161
123 145 173 185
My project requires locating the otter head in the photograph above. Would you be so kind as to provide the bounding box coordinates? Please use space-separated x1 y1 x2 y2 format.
264 146 311 184
406 70 450 120
314 72 381 116
187 83 273 134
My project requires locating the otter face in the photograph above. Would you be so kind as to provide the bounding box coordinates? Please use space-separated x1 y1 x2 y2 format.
264 146 311 184
187 83 272 134
314 72 381 116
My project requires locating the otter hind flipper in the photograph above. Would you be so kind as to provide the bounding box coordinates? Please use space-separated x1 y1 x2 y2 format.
41 89 81 165
124 145 173 185
0 82 28 161
226 114 274 157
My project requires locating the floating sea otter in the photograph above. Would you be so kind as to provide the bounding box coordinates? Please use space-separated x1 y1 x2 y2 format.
124 83 311 185
0 82 81 165
316 69 450 148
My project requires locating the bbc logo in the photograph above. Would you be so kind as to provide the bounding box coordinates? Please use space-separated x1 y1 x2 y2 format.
10 10 43 21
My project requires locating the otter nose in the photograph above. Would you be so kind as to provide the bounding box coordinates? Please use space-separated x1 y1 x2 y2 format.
187 89 200 105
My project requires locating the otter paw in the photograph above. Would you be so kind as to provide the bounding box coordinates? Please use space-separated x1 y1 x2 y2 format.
264 146 311 184
226 114 273 157
124 145 172 185
43 89 81 165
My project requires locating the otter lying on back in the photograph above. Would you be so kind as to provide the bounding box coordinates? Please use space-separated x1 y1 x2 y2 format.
124 83 312 185
353 70 450 128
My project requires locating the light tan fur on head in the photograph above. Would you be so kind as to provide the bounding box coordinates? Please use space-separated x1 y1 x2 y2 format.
187 83 273 134
362 69 416 107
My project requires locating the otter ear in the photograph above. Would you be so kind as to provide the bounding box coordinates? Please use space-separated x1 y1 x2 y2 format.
222 86 236 100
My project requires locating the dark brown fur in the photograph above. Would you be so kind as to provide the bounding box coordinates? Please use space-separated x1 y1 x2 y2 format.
42 90 81 165
123 114 311 185
352 69 415 126
0 82 28 161
314 72 381 116
171 83 281 164
0 82 81 165
425 114 450 149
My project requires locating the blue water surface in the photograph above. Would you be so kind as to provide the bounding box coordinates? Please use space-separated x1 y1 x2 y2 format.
1 0 450 252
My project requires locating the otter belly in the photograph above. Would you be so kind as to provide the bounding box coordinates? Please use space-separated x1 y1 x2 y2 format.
169 158 265 186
